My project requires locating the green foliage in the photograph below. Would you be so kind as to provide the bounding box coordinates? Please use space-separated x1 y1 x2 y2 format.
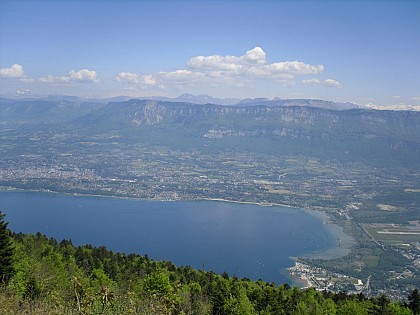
222 287 257 315
0 212 14 283
90 268 115 289
22 276 41 301
337 299 371 315
0 231 415 315
409 288 420 315
320 298 337 315
143 271 172 296
389 302 414 315
371 293 392 315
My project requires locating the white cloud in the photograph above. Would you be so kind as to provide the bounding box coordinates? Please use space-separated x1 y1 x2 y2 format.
159 70 204 82
115 72 156 85
115 47 326 90
115 70 202 86
264 61 323 75
187 47 323 78
0 64 26 79
325 79 342 88
39 69 98 83
16 89 30 96
142 75 156 86
115 72 140 84
39 75 70 83
186 47 266 72
186 47 323 88
188 54 242 72
413 96 420 102
302 78 321 86
243 47 266 64
68 69 98 82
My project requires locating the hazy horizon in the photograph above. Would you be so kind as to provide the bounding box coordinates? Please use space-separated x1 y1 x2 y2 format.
1 0 419 107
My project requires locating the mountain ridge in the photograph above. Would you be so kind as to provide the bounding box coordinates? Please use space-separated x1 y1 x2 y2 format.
3 93 419 111
67 99 420 167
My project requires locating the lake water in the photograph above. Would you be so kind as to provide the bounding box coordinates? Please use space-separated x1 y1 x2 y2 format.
0 190 348 285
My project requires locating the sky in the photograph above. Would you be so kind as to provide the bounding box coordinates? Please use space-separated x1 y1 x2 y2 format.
0 0 419 105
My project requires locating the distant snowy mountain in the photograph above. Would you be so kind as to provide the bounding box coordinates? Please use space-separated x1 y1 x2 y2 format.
363 103 420 111
236 98 361 110
3 93 418 111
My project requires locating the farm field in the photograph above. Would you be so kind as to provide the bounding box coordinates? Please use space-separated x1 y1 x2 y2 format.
363 222 420 247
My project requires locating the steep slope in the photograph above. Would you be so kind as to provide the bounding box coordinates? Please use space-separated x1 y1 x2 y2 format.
0 100 104 124
73 99 420 167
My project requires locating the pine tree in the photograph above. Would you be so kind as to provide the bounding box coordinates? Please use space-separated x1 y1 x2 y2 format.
374 293 391 315
408 289 420 315
0 211 14 282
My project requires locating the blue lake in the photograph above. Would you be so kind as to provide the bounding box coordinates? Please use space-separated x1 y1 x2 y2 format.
0 191 344 285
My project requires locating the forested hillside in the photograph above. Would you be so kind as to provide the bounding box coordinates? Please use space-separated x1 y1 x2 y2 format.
0 213 418 315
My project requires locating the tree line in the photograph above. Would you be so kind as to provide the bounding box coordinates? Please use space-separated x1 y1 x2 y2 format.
0 211 419 314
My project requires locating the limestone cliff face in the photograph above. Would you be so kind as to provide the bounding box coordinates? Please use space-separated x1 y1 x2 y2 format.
99 100 416 130
73 99 420 153
131 100 166 125
102 99 343 127
2 98 419 166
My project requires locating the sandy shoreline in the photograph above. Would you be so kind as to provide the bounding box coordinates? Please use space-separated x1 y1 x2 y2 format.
286 210 355 288
301 208 354 259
